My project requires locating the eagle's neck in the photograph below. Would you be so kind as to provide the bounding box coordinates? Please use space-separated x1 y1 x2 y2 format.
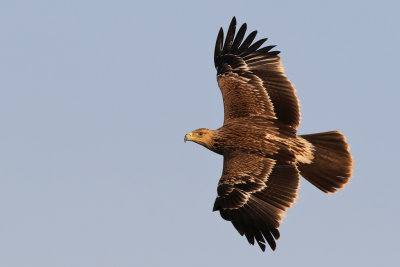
208 129 225 155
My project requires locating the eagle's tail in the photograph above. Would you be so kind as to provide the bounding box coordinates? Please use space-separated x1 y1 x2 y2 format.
297 131 353 193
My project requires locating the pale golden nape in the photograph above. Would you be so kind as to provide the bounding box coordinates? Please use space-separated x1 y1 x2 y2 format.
184 128 215 149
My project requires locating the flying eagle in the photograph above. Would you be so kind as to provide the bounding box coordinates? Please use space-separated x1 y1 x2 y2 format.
184 17 353 251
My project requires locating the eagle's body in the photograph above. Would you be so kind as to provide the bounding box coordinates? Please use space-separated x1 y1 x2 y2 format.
185 17 353 251
202 120 313 164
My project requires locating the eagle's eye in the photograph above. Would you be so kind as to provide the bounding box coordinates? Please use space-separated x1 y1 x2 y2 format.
198 132 203 136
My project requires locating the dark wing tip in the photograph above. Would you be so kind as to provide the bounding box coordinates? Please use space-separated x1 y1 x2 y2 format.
269 50 281 56
271 228 280 240
231 16 237 27
240 38 268 57
237 30 257 54
231 22 247 51
223 17 237 53
214 27 224 67
215 18 281 70
258 241 266 252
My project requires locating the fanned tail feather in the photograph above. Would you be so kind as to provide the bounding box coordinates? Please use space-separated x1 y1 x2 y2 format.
298 131 353 193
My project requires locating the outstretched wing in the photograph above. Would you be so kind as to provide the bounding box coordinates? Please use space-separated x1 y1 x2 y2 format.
213 151 300 251
215 17 301 131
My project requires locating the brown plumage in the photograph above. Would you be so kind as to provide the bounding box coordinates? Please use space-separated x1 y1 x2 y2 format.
184 17 353 251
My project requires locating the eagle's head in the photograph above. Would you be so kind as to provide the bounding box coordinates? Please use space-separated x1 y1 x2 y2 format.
184 128 215 148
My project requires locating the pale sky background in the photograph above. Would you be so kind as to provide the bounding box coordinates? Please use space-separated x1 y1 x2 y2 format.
1 1 399 266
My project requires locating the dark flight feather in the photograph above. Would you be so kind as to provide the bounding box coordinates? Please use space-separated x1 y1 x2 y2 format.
223 17 236 53
241 38 268 57
237 31 258 54
231 23 247 51
214 28 224 67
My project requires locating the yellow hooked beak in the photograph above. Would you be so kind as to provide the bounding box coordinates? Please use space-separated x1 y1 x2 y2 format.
184 132 193 143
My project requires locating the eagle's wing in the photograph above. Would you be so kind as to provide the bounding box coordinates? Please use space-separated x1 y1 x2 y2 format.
215 17 300 131
213 151 300 251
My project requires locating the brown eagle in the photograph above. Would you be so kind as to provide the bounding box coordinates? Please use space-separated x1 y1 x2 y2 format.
184 17 353 251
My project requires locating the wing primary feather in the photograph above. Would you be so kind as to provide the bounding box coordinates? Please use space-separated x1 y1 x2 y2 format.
269 50 281 56
258 241 266 252
214 27 224 67
271 228 280 240
237 30 257 53
231 23 247 52
240 38 268 56
261 228 277 251
257 45 277 54
244 231 255 245
254 232 266 251
232 220 246 236
251 224 266 251
223 17 236 53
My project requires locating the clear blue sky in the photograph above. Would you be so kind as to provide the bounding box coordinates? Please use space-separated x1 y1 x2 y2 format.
1 1 399 266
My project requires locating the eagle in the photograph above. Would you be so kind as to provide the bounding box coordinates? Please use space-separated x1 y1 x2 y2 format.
184 17 353 251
